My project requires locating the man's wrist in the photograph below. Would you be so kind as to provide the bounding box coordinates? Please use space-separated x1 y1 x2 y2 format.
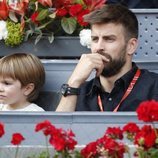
67 76 83 88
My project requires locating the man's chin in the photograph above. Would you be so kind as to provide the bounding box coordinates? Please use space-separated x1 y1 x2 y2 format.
101 66 123 77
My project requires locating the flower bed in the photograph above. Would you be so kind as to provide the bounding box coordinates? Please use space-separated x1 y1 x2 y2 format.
1 100 158 158
0 0 106 47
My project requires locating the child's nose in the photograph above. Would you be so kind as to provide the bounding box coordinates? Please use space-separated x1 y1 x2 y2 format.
0 83 4 92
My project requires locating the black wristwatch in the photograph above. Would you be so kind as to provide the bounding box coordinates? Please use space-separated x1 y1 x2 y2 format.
61 84 80 97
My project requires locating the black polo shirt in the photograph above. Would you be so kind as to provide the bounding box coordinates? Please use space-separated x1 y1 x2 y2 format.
76 63 158 111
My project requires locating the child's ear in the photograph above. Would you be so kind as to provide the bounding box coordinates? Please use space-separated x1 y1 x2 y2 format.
23 83 35 96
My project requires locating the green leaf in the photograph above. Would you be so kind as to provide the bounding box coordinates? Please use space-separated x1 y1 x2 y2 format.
48 32 54 43
24 30 34 41
35 33 42 45
49 12 56 19
74 0 85 5
73 150 83 158
148 148 158 158
37 19 53 30
37 9 49 21
61 17 77 34
9 12 18 23
37 151 49 158
27 154 36 158
34 28 42 34
29 23 36 32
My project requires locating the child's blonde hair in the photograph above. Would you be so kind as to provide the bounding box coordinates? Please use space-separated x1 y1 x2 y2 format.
0 53 45 102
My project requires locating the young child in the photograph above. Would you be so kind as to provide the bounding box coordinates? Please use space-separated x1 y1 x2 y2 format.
0 53 45 111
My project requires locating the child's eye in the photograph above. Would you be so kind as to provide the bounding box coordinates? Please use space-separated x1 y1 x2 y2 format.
4 81 12 85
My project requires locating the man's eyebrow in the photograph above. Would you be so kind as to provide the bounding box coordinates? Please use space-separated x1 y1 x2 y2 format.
91 34 116 38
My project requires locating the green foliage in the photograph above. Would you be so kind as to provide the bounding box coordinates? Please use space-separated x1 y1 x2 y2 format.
75 0 85 6
27 150 83 158
27 151 49 158
5 21 24 47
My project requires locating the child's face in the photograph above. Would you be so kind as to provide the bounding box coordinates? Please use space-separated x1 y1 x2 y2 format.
0 77 27 107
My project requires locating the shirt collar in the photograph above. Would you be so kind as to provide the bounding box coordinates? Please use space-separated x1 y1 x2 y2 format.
119 62 138 89
89 62 138 93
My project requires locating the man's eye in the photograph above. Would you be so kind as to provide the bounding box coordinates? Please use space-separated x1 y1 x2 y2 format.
105 38 115 42
91 37 98 42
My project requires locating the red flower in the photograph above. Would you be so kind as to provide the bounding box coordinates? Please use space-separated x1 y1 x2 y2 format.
38 0 53 7
35 120 52 131
50 133 66 151
66 137 77 150
134 125 156 149
69 4 83 17
67 129 75 137
77 9 90 26
103 137 126 158
31 12 40 25
81 135 126 158
9 0 29 16
123 122 140 134
84 0 106 10
49 128 77 151
81 141 98 158
123 122 140 141
105 127 123 140
35 120 56 136
54 0 71 8
11 133 25 145
136 100 158 122
0 122 5 137
0 0 9 20
56 8 68 17
65 130 77 150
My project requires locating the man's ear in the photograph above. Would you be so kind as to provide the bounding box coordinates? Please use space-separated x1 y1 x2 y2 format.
126 38 138 55
23 83 35 96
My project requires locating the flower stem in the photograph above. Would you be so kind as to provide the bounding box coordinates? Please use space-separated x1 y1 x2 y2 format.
15 145 19 158
45 136 50 158
127 150 131 158
152 123 158 138
38 20 54 30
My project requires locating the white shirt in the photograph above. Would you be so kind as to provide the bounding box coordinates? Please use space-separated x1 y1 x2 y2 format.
0 103 45 111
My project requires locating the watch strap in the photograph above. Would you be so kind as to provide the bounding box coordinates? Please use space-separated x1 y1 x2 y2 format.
61 84 80 97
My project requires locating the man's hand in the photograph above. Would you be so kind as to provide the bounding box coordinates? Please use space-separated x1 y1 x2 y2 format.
68 53 110 88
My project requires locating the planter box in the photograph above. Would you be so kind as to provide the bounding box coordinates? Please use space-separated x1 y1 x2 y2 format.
0 37 89 59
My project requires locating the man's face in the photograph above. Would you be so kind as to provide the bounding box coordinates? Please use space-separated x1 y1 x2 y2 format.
91 23 128 77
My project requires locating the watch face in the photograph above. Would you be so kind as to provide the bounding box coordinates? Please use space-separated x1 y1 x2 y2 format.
61 84 68 97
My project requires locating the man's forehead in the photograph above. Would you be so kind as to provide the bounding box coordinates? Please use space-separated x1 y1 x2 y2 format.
91 23 125 36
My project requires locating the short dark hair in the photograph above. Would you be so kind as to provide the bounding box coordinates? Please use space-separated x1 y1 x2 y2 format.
0 53 45 102
84 4 138 40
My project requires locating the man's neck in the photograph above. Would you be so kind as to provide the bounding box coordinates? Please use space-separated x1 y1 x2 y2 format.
99 63 132 93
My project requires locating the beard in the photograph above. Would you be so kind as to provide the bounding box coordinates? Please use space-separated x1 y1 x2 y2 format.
100 46 127 77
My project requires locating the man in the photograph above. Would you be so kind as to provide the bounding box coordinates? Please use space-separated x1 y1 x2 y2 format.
56 4 158 112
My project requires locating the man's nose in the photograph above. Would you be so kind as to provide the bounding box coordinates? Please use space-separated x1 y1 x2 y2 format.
96 39 105 53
